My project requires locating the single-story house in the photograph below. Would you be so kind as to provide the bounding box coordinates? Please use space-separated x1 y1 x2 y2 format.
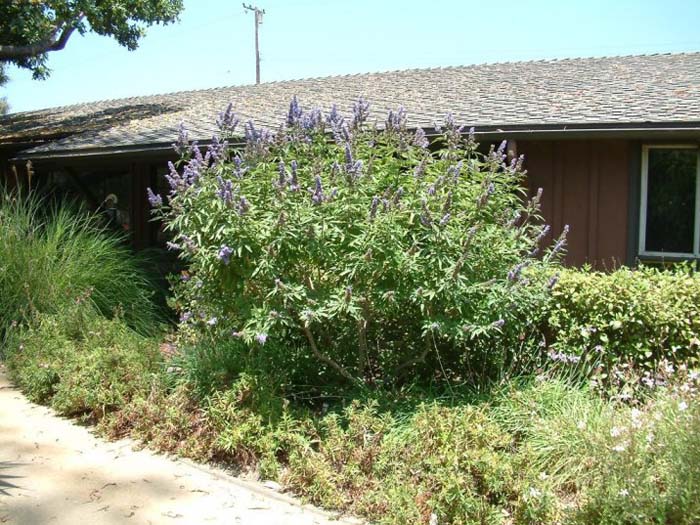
1 52 700 267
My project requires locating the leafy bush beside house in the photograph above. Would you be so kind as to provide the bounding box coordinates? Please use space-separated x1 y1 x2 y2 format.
543 265 700 388
152 99 566 388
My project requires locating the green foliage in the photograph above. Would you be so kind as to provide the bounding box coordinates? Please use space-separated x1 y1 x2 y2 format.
0 0 183 84
493 373 700 525
158 101 562 386
0 191 163 338
543 265 700 385
5 302 162 419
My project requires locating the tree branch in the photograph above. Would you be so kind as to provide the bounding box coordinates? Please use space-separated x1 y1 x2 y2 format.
395 333 431 376
302 323 359 385
0 17 82 61
357 299 372 378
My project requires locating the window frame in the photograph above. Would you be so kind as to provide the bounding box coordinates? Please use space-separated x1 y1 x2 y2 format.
639 144 700 259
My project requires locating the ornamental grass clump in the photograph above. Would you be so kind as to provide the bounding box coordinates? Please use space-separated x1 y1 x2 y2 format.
152 98 567 386
0 191 163 338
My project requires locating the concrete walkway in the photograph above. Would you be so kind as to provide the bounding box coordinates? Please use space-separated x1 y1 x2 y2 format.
0 367 357 524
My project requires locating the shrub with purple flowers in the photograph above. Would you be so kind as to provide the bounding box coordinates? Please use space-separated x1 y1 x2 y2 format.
152 98 567 385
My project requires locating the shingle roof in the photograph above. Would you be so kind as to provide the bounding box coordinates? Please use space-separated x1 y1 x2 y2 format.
2 52 700 157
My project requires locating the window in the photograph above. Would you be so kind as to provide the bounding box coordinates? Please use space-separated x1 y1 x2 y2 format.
639 145 700 258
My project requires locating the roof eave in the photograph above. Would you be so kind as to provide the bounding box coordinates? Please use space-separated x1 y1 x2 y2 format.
12 121 700 161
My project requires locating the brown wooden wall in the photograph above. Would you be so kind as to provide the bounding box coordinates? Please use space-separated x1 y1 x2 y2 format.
520 140 630 268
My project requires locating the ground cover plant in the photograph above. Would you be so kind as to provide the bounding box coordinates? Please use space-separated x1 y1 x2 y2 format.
98 359 700 525
5 301 162 419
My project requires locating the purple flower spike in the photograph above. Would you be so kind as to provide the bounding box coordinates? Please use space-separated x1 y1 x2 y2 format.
216 103 239 133
172 121 191 156
413 128 429 148
289 160 299 191
218 245 233 265
311 175 325 205
550 225 570 258
507 261 531 282
232 155 247 179
208 135 229 163
287 96 303 127
386 106 407 131
216 176 235 205
535 224 551 244
238 196 250 215
351 97 370 128
369 196 380 220
255 333 268 345
146 187 163 208
342 143 363 182
277 161 286 188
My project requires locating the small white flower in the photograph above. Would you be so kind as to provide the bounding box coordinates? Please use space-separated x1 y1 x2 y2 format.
679 400 688 411
630 408 643 428
612 444 627 453
646 432 655 444
528 487 542 499
538 471 548 480
429 513 438 525
577 420 586 430
619 488 629 497
610 426 623 438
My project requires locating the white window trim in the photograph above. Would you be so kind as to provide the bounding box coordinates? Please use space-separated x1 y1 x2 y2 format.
639 144 700 259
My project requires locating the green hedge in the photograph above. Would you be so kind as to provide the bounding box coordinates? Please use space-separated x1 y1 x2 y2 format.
544 265 700 378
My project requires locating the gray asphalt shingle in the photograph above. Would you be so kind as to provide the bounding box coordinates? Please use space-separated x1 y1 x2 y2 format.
2 52 700 156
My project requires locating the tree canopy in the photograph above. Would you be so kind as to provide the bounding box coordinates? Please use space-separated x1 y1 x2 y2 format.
0 1 184 85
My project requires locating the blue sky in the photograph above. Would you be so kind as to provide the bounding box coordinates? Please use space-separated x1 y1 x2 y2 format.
3 0 700 113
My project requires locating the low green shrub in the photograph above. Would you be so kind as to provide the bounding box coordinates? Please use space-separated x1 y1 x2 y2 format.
543 265 700 386
101 379 218 460
0 190 163 338
5 303 162 419
96 360 700 525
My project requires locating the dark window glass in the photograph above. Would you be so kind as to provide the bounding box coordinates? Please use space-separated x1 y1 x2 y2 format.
645 148 697 253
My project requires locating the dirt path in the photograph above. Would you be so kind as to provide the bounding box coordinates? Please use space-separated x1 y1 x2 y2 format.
0 367 358 525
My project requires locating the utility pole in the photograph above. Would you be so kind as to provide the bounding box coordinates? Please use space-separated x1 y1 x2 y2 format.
242 3 265 84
